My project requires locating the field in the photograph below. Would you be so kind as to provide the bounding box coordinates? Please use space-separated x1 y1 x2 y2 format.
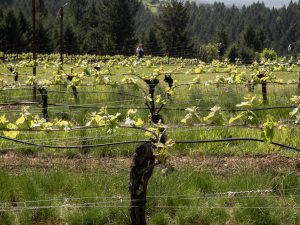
0 54 300 224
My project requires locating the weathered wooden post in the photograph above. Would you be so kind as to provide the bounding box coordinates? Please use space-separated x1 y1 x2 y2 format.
38 88 48 120
257 73 267 104
32 0 37 101
297 72 300 95
60 6 64 64
14 71 19 82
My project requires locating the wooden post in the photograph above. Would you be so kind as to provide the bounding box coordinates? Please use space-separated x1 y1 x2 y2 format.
14 72 19 82
32 0 37 101
38 88 48 120
297 72 300 95
262 80 267 104
60 6 64 64
257 74 268 104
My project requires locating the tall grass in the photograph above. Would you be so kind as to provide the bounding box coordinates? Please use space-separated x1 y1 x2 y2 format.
0 167 299 225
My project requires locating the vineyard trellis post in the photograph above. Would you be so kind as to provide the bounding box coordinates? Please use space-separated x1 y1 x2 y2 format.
297 72 300 95
257 73 268 104
38 88 48 120
60 6 64 64
262 79 267 104
32 0 37 102
14 71 18 82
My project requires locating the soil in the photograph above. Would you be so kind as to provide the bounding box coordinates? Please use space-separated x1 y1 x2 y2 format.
0 152 299 175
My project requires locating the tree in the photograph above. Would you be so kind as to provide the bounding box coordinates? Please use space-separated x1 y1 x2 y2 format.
214 23 229 54
36 0 48 16
36 21 52 53
69 0 88 25
0 8 5 52
241 25 257 50
157 0 191 57
255 28 266 52
18 10 31 51
241 25 266 52
2 10 25 53
226 43 239 63
145 27 163 56
64 23 79 54
80 1 104 54
198 43 219 63
102 0 140 55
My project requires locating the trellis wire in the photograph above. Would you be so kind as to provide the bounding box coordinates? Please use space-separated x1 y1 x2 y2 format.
1 188 299 208
0 203 299 212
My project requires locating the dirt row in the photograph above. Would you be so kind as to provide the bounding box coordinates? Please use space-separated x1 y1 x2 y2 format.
0 152 299 175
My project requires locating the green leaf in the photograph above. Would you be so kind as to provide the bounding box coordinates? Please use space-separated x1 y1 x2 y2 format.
181 118 187 124
3 123 19 139
245 110 259 125
289 107 299 117
203 106 224 125
3 130 20 139
15 116 25 125
261 116 275 144
290 96 300 105
0 115 8 125
134 118 144 127
236 95 256 108
84 67 91 76
229 113 244 124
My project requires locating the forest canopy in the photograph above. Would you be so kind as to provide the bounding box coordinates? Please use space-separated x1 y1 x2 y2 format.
0 0 300 59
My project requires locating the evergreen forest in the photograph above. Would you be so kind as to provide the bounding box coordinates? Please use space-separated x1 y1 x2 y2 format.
0 0 300 61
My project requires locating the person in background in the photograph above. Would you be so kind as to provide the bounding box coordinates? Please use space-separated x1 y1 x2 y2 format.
136 44 144 60
288 43 292 53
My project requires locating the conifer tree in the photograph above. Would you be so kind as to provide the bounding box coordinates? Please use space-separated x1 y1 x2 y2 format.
145 27 163 56
102 0 140 54
64 23 79 54
69 0 88 25
2 10 24 52
157 0 190 57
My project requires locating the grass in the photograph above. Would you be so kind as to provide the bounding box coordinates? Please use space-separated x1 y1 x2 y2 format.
0 56 300 224
0 163 299 225
0 60 300 157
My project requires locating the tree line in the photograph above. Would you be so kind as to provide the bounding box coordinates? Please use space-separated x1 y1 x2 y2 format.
0 0 300 61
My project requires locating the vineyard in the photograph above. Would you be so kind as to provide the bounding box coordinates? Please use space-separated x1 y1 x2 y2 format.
0 53 300 224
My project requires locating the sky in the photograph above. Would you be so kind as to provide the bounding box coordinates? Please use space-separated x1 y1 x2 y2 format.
194 0 297 8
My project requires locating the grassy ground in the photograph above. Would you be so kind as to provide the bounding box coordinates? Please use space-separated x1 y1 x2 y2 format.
1 60 300 156
0 57 300 224
0 154 299 225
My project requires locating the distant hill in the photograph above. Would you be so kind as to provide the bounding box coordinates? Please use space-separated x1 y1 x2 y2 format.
190 0 296 8
0 0 295 9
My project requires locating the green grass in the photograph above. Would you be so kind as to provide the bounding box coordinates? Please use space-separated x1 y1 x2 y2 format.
0 165 299 225
1 60 300 157
0 56 300 224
